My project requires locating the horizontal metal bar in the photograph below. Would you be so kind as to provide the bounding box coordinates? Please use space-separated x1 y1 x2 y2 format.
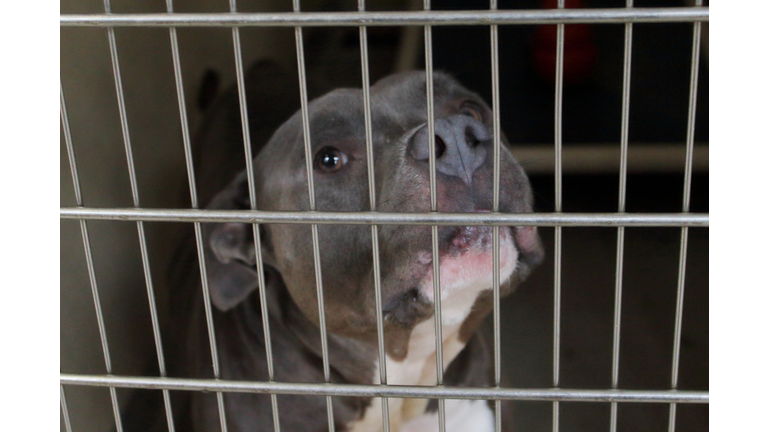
60 374 707 404
60 207 708 227
513 143 709 175
60 8 708 28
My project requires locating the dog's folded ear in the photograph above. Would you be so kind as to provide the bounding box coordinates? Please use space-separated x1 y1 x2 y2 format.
205 222 261 311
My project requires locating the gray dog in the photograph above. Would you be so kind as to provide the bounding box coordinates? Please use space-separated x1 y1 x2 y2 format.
169 69 543 432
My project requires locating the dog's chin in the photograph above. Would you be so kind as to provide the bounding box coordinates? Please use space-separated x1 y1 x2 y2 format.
418 226 518 307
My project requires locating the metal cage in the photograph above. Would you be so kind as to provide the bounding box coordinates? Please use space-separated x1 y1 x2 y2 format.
60 1 709 432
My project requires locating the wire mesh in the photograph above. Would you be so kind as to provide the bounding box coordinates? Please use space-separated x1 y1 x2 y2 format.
60 3 709 431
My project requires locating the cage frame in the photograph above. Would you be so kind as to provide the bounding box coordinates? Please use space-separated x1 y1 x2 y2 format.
60 2 710 432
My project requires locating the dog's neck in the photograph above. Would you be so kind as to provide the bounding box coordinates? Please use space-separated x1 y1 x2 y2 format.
273 282 379 385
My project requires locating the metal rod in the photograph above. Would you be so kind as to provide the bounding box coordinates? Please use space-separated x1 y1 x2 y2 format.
164 0 228 422
193 221 228 432
60 374 709 404
359 1 390 430
182 149 227 432
60 385 73 432
611 3 634 430
227 0 281 429
163 16 196 432
106 2 177 428
170 44 226 429
293 1 334 429
62 47 123 431
60 208 709 227
104 33 138 207
60 83 82 206
680 26 701 216
61 8 710 28
669 4 702 429
490 0 502 429
166 0 196 207
137 221 175 432
617 7 633 215
424 1 446 429
77 138 124 432
553 1 564 430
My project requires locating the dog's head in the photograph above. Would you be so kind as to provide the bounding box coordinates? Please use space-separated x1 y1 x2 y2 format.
204 71 543 358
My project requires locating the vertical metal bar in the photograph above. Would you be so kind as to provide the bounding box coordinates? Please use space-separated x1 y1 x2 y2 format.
489 1 502 431
610 3 633 431
161 0 228 426
61 78 123 432
60 385 73 432
104 1 175 428
194 223 229 432
669 2 702 429
136 221 175 432
61 84 82 207
553 1 565 431
423 1 446 431
293 2 335 431
227 1 282 430
358 1 391 431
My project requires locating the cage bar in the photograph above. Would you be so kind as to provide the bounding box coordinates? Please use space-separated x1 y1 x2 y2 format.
159 0 235 425
358 1 391 431
165 3 230 425
61 79 123 432
61 374 709 404
669 3 703 430
489 0 502 430
164 15 194 428
60 207 709 227
552 1 565 430
227 0 282 430
423 0 447 430
293 1 335 430
610 2 634 431
61 3 710 429
103 1 177 429
61 8 709 28
60 384 73 432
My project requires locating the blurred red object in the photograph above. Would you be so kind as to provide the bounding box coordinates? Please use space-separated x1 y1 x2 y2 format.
532 0 596 85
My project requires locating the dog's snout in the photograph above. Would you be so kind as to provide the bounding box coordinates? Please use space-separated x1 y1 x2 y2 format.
408 115 490 186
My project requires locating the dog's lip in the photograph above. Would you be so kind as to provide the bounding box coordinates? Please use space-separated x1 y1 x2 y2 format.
413 209 506 265
435 209 502 256
448 225 510 255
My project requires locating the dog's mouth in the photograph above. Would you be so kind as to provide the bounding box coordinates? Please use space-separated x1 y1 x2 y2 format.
418 225 518 303
447 225 496 256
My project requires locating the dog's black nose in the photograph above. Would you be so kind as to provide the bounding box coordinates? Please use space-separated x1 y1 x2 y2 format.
408 115 490 187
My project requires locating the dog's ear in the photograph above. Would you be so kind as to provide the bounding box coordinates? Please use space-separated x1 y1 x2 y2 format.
205 222 263 311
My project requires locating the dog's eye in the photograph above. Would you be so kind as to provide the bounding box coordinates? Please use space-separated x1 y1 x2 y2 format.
314 146 349 173
459 102 483 122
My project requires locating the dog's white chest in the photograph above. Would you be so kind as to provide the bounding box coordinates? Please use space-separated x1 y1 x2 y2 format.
347 233 518 432
347 315 495 432
398 399 494 432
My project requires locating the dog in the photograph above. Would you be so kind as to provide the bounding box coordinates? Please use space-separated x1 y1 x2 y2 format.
168 68 544 432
